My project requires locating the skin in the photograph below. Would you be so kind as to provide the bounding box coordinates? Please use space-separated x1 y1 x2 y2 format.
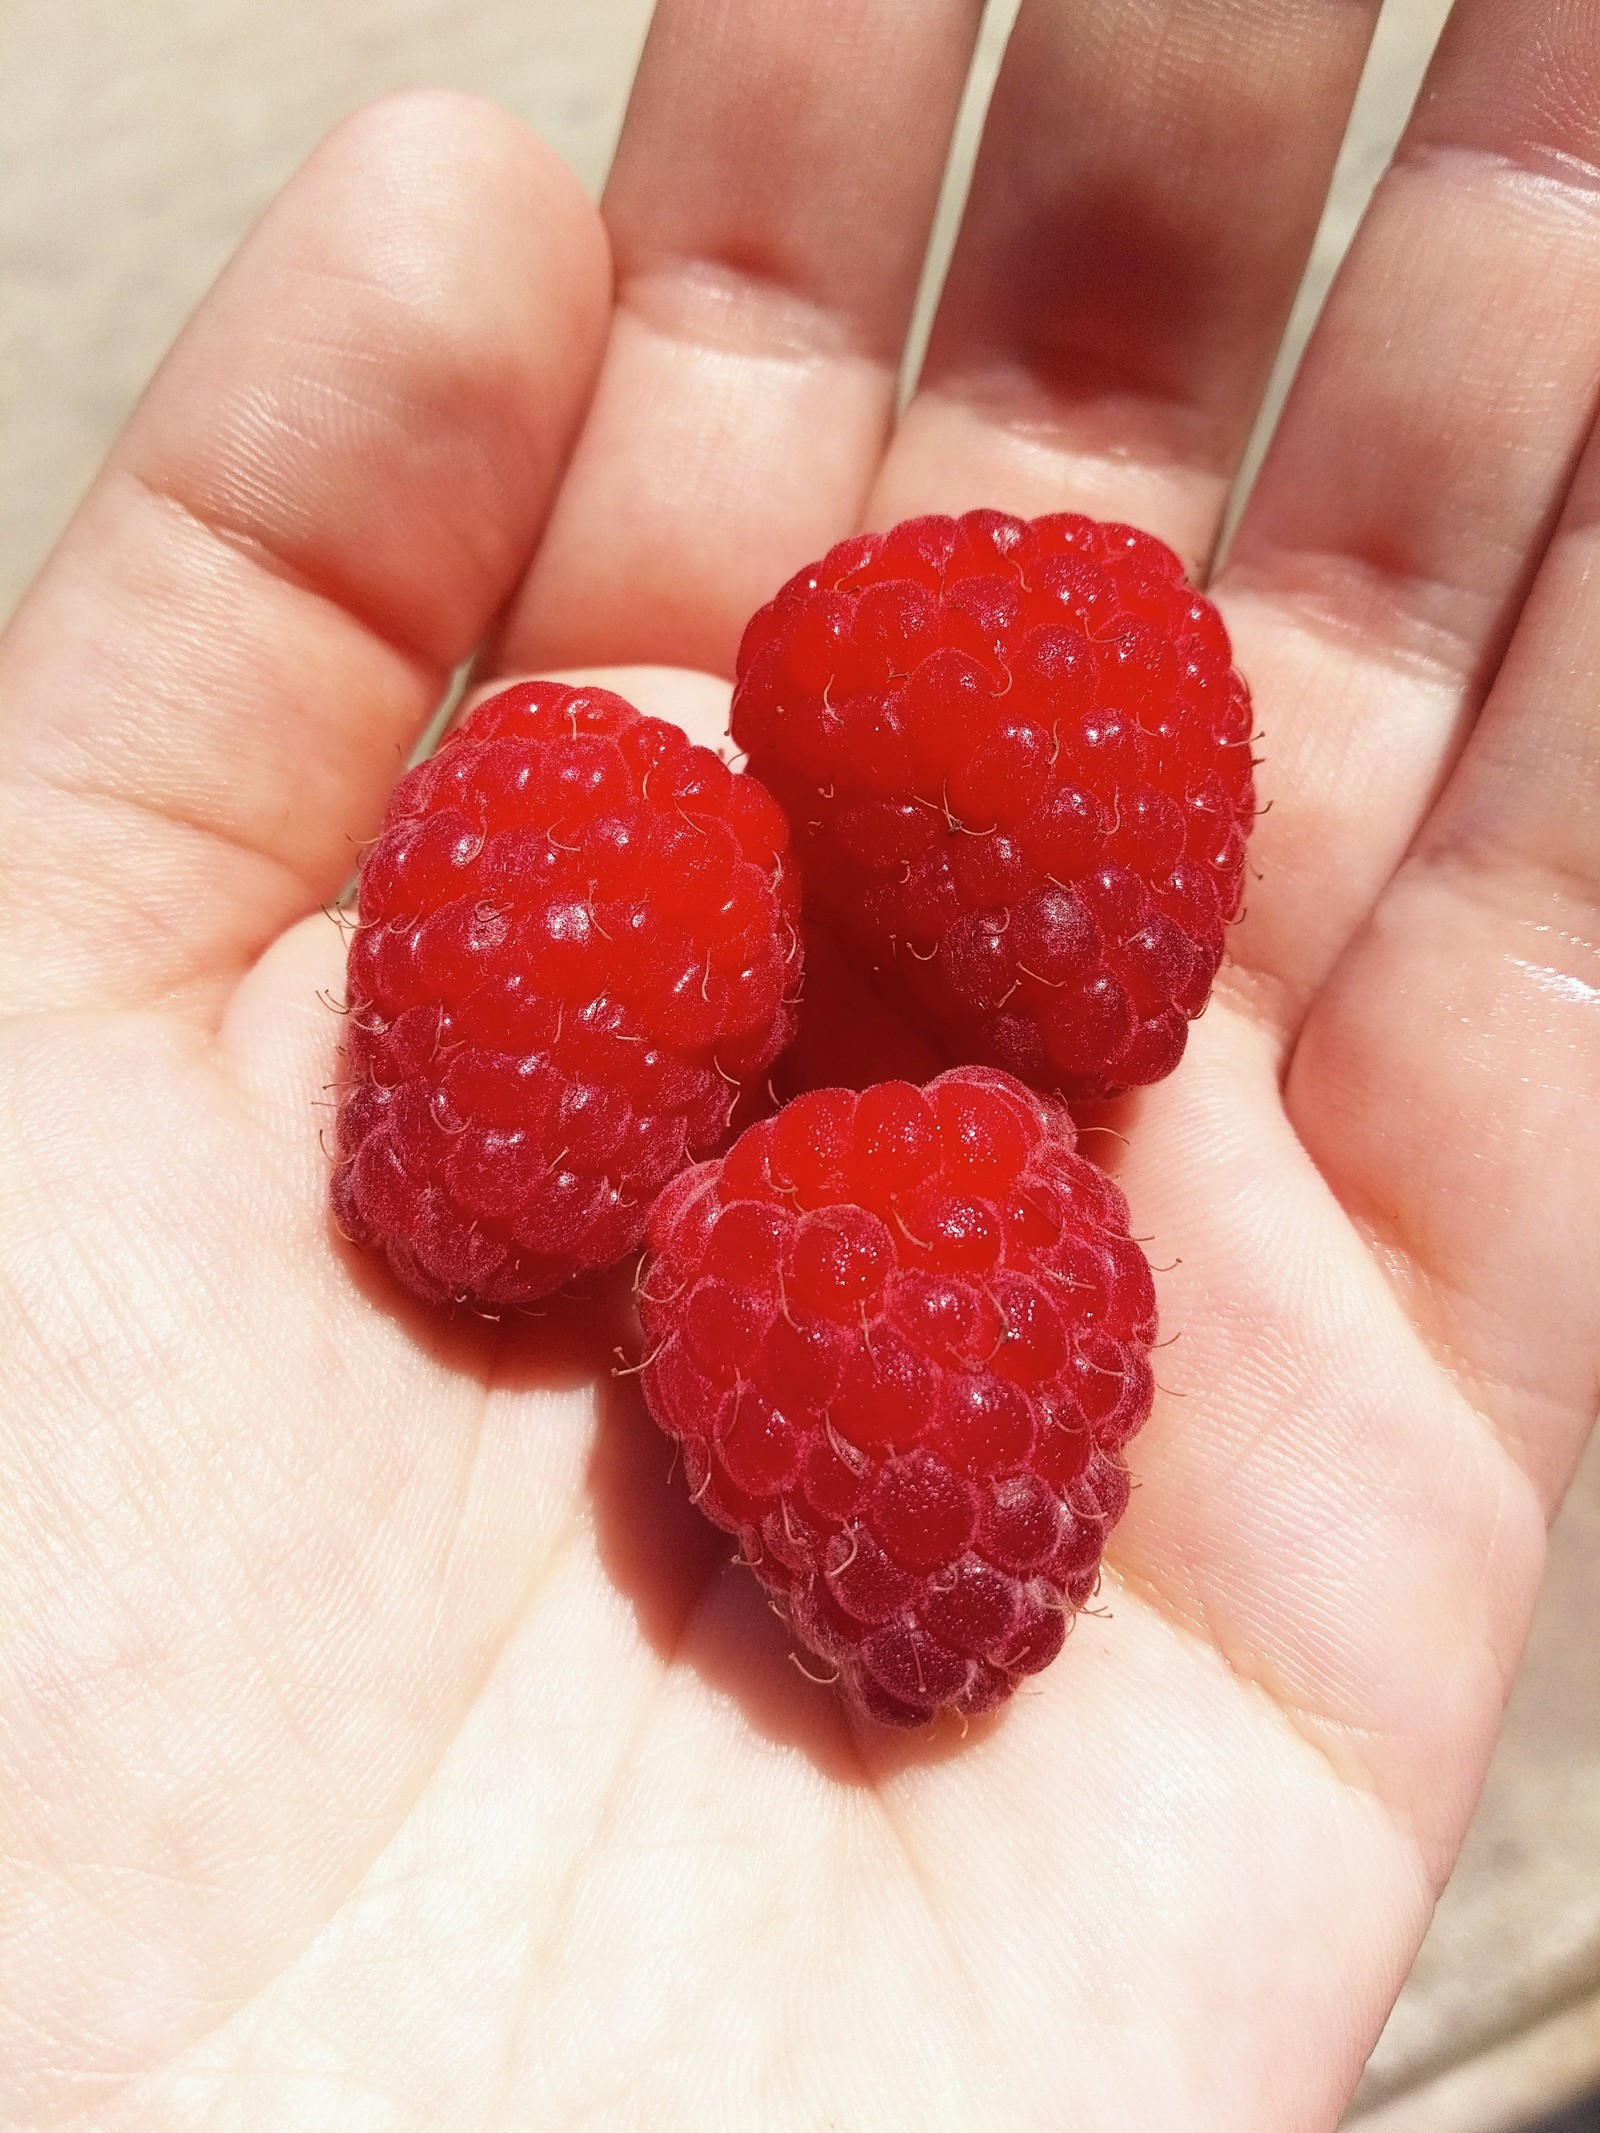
1 1 1597 2125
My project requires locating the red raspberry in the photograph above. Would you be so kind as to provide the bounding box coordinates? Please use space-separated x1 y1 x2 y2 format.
731 510 1255 1100
638 1067 1156 1727
333 681 801 1307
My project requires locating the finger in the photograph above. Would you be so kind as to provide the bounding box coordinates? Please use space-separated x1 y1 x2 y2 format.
0 92 608 1015
491 0 985 679
866 0 1384 566
1289 421 1600 1509
1217 0 1600 1035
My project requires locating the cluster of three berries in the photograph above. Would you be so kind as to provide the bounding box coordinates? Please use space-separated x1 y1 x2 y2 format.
333 508 1255 1725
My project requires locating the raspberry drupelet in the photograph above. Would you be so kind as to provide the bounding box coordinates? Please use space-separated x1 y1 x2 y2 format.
333 681 802 1307
731 509 1256 1100
638 1067 1157 1727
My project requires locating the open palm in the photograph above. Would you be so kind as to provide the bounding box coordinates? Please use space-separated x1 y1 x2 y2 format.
4 4 1598 2127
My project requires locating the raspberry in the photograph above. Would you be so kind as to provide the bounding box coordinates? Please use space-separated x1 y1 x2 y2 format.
731 510 1255 1099
333 681 801 1306
638 1067 1156 1727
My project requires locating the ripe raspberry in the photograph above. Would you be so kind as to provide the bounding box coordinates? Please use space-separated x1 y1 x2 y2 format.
333 681 801 1307
638 1067 1156 1727
731 510 1255 1099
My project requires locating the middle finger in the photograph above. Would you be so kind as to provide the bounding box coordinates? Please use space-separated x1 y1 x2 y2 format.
494 0 986 680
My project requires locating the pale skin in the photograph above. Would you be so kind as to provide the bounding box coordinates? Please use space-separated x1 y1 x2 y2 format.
1 0 1597 2125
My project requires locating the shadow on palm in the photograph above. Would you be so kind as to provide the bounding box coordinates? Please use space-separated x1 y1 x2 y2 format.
588 1355 1009 1780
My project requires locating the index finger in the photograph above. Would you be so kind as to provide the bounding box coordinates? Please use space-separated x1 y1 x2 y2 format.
0 92 609 1016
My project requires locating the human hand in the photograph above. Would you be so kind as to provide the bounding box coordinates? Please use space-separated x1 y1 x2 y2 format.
2 2 1596 2126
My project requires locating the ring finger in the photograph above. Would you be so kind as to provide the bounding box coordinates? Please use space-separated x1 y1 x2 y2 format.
868 0 1387 571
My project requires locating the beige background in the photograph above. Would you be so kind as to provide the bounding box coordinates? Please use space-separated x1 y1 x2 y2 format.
3 4 1596 2128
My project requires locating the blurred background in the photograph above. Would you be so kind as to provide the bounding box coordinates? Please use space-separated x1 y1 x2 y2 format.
2 2 1596 2126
